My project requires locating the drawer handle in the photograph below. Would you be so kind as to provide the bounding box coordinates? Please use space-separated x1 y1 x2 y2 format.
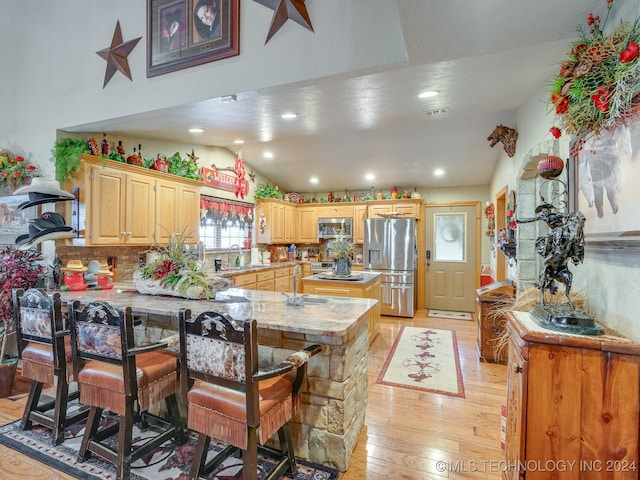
515 366 522 374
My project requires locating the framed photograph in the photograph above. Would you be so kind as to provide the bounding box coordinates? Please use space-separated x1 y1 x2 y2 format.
147 0 239 78
0 194 37 247
569 106 640 246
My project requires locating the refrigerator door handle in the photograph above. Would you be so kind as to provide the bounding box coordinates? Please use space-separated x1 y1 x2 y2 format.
381 283 392 304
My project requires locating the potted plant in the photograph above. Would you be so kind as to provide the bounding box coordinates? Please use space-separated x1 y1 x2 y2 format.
331 233 354 276
0 247 45 397
254 183 283 201
52 138 89 186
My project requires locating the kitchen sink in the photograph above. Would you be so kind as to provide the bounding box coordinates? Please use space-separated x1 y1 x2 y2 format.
302 297 328 304
221 265 268 272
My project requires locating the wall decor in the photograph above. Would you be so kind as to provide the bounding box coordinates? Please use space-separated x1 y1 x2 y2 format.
0 194 37 246
487 125 518 157
147 0 239 77
253 0 314 44
569 106 640 246
96 21 142 88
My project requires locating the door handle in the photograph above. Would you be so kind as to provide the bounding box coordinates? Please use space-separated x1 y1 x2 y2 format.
426 249 431 267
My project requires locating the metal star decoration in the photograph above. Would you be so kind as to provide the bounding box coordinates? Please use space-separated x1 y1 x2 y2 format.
96 21 142 88
253 0 314 44
186 149 200 163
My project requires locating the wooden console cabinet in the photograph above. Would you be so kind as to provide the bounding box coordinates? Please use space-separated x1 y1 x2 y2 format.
476 282 514 364
504 311 640 480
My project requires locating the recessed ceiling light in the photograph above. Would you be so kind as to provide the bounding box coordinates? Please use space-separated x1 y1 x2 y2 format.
434 168 445 176
365 173 375 181
264 152 273 159
281 113 298 119
310 177 319 184
418 90 439 99
189 128 204 133
233 139 244 145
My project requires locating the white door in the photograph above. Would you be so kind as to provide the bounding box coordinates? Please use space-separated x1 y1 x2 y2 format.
425 204 478 312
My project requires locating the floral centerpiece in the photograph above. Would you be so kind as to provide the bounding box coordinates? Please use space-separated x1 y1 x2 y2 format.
0 149 38 194
0 247 45 365
134 233 230 299
549 0 640 142
331 233 354 276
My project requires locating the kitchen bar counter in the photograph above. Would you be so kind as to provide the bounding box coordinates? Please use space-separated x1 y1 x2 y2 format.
56 286 374 471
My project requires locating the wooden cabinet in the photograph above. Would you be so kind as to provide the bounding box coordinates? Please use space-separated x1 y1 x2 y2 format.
475 282 514 364
504 311 640 480
155 178 200 244
86 165 156 245
66 155 200 246
233 272 256 289
352 204 367 244
256 269 275 291
366 199 422 218
273 267 291 292
315 204 355 219
297 206 318 243
256 200 296 244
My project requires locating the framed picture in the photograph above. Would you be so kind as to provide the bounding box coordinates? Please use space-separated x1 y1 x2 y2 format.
147 0 239 78
0 194 37 247
569 106 640 246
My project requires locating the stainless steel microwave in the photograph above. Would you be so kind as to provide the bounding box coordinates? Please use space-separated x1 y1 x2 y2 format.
318 217 352 239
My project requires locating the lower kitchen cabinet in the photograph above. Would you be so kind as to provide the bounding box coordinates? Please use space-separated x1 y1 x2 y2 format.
232 272 256 289
504 311 640 480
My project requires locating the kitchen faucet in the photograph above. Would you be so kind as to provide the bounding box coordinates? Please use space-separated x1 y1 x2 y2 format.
282 264 308 306
227 244 242 268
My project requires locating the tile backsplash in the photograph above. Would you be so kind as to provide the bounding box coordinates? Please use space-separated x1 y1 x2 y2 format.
55 244 145 283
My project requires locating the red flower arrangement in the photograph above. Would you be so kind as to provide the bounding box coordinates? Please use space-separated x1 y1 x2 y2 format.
0 149 38 191
549 0 640 137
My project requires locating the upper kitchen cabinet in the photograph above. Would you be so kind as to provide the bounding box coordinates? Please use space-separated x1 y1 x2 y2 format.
155 177 201 244
297 205 318 243
64 155 200 246
255 199 296 244
366 199 423 219
353 204 368 244
315 204 355 219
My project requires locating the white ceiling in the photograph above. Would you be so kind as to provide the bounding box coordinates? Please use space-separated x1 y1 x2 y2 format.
66 0 614 194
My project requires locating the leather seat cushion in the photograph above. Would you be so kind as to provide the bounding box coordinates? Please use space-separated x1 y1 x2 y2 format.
21 338 73 384
78 350 177 415
188 376 293 448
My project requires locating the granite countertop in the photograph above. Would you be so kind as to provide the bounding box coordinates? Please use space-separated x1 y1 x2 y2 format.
302 271 381 285
216 261 299 277
56 286 376 339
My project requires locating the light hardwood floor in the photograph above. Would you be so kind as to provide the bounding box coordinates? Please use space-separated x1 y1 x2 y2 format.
0 310 508 480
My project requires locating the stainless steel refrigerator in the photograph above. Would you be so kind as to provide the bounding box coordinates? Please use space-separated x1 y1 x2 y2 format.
363 218 416 317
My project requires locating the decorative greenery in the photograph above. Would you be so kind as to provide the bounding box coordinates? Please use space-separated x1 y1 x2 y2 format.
549 0 640 137
52 138 89 185
139 231 212 298
254 183 284 201
166 152 200 180
0 149 38 191
331 233 354 259
0 248 45 364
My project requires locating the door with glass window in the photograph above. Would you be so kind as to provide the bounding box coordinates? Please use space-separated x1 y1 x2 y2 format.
425 204 478 312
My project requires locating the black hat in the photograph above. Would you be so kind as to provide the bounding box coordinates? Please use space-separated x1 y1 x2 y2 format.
16 212 74 250
18 192 74 210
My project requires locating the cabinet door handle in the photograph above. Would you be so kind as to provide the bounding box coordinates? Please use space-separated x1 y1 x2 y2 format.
515 365 522 374
120 231 127 236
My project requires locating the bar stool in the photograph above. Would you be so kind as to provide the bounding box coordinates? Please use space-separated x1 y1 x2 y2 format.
178 309 321 480
68 300 185 480
13 288 89 445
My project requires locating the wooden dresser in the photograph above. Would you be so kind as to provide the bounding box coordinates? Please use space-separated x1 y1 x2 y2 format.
475 282 515 364
504 311 640 480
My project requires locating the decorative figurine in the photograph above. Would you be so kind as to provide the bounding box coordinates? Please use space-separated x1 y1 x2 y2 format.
517 202 602 335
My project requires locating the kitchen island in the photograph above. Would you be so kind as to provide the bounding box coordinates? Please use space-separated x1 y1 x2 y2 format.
302 271 381 343
57 286 375 472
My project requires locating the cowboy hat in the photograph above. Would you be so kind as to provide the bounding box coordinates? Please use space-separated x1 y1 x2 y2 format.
61 259 88 273
13 177 75 198
18 192 75 210
15 226 76 251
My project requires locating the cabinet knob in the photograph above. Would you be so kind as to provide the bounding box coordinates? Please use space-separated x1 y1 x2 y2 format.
515 365 522 374
120 231 127 236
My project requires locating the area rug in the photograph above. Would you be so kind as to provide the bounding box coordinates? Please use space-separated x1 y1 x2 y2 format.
427 309 473 320
376 327 465 398
0 415 338 480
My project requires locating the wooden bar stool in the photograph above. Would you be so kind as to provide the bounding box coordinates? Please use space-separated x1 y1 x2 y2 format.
178 309 321 480
68 300 185 480
13 288 89 445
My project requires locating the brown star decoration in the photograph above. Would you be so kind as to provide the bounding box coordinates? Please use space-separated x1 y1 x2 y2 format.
186 149 200 163
96 21 142 88
253 0 314 44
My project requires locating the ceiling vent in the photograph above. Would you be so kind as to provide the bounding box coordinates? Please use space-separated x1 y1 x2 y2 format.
426 108 448 116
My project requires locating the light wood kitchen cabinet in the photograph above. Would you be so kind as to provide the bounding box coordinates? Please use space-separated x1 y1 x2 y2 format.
232 272 257 289
352 204 367 244
155 178 201 244
256 199 296 244
315 204 354 219
256 269 275 291
273 267 291 292
297 206 318 243
65 154 200 246
366 199 422 218
504 311 640 480
86 164 155 245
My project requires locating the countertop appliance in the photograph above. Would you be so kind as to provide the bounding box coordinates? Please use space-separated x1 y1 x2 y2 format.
364 218 416 317
318 217 352 239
